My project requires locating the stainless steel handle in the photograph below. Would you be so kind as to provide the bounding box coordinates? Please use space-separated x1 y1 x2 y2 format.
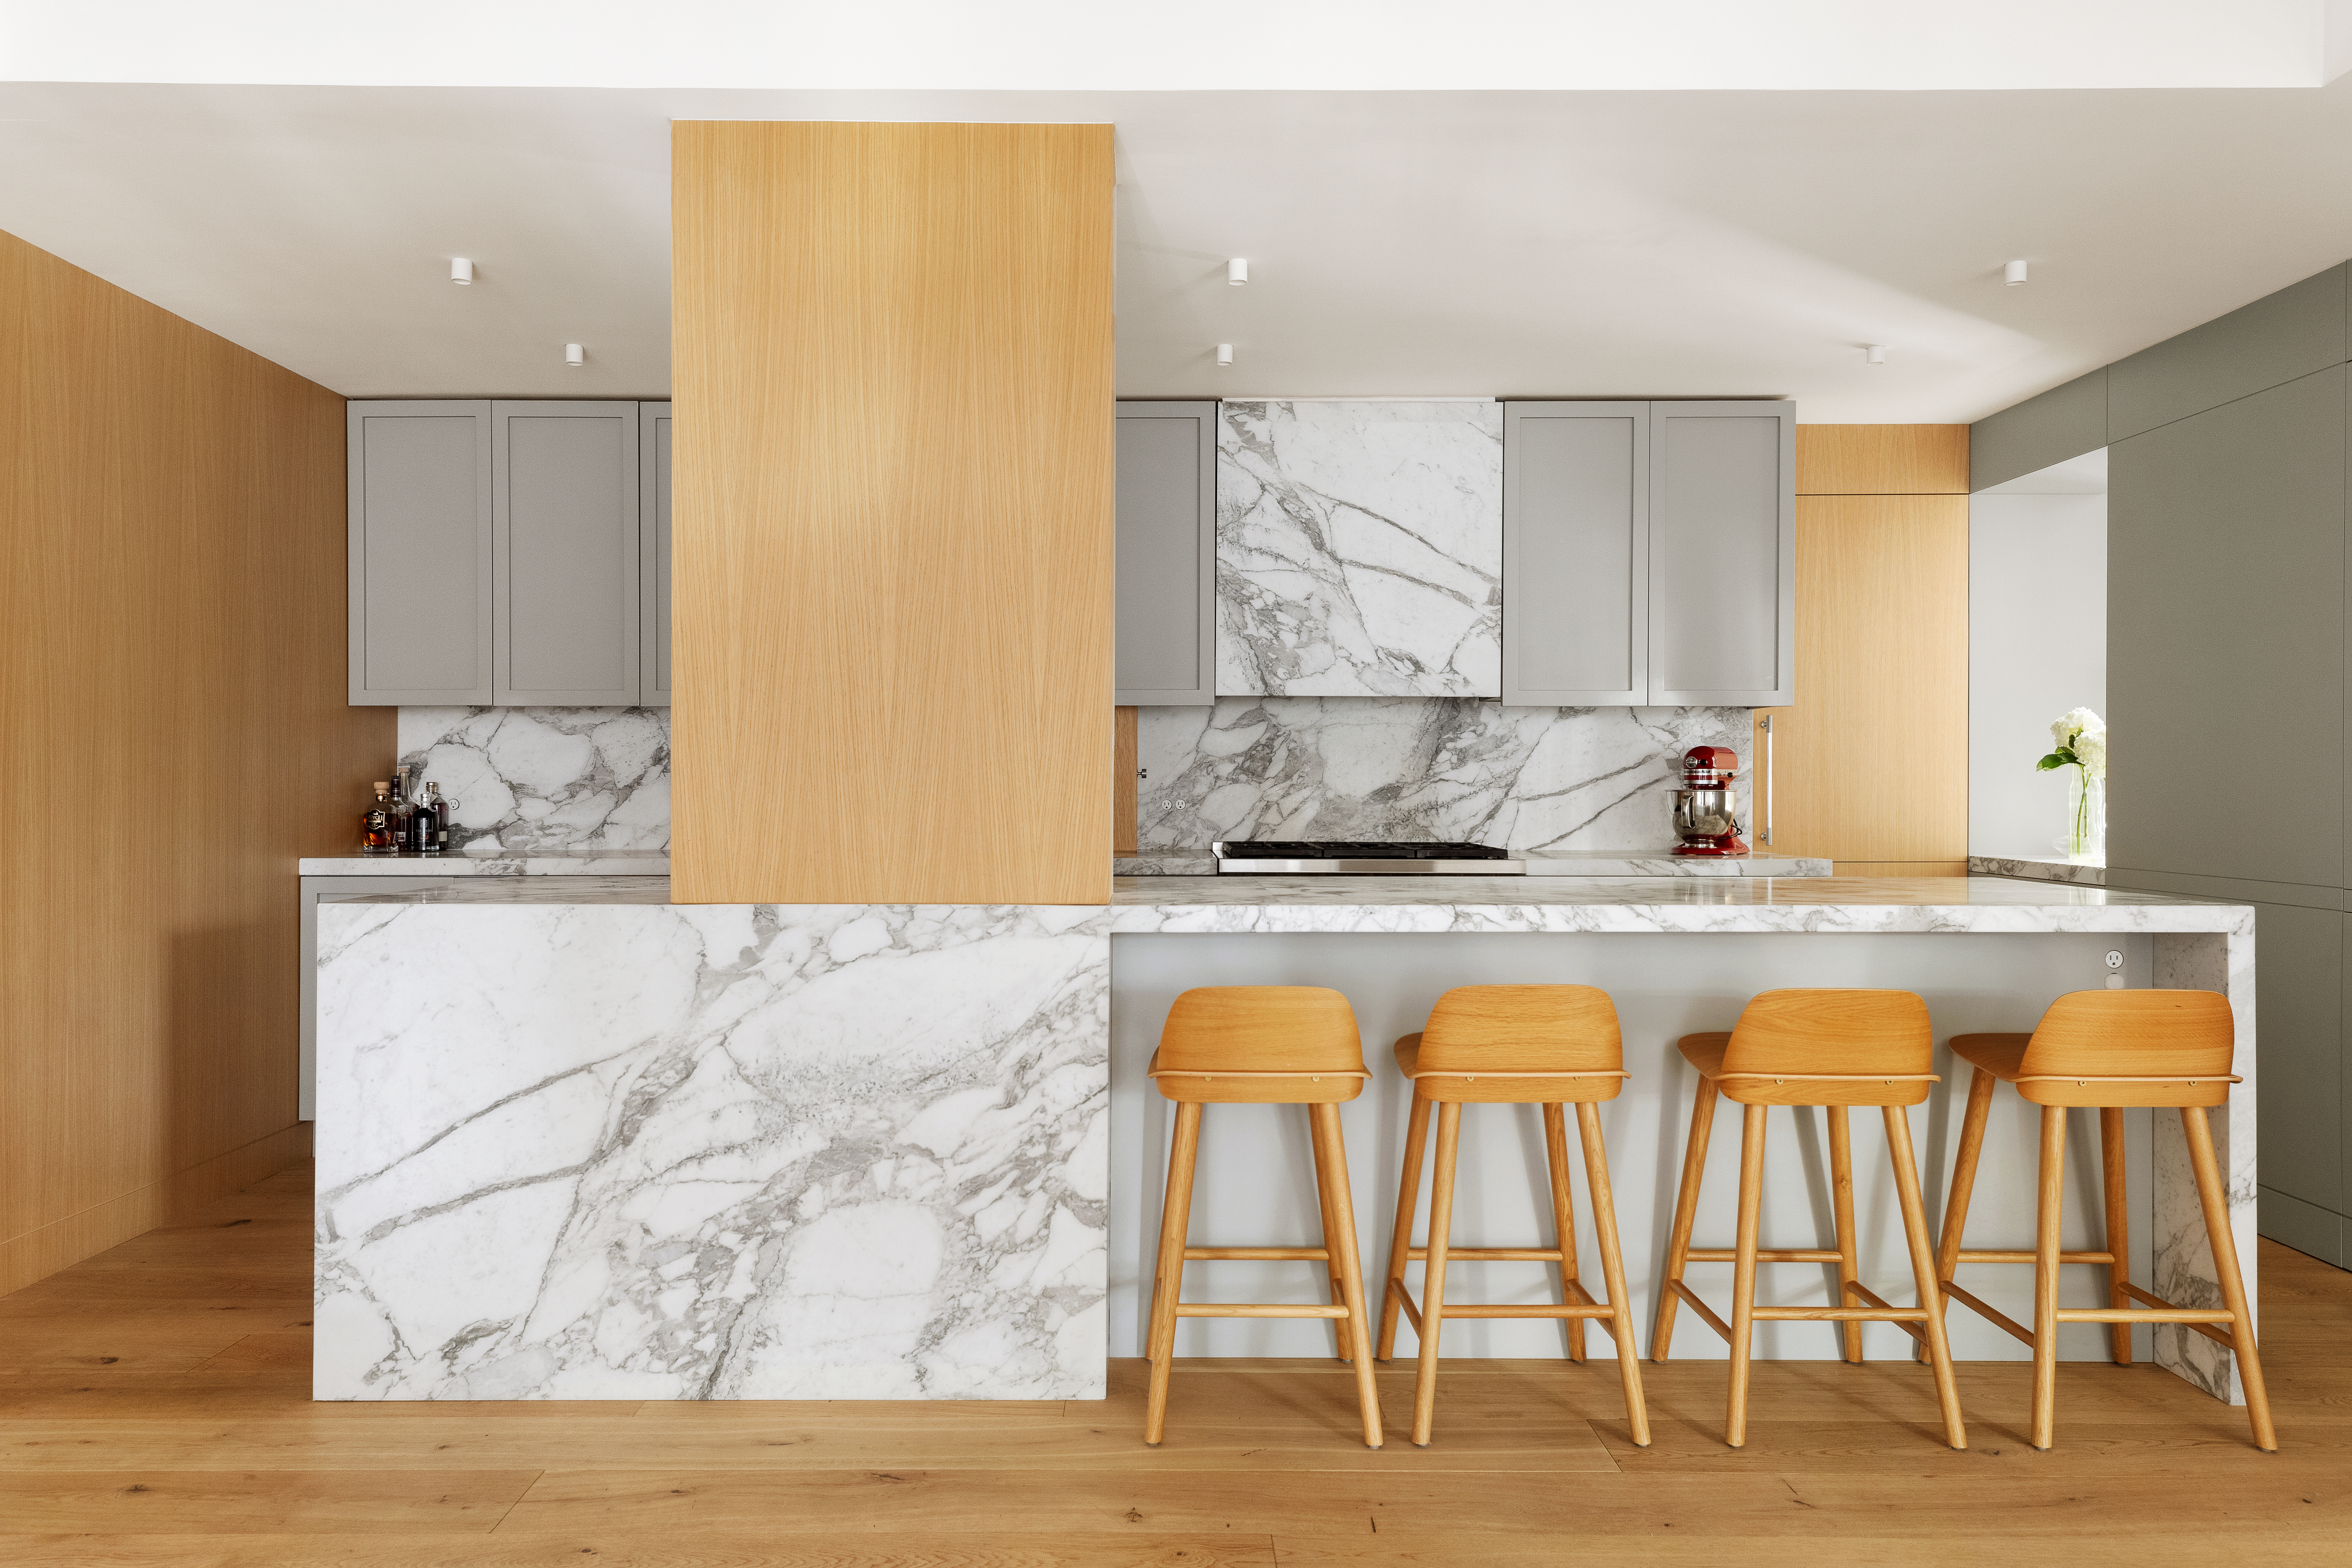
1760 713 1774 848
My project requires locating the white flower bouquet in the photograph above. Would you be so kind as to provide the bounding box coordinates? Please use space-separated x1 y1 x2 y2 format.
2037 707 2105 858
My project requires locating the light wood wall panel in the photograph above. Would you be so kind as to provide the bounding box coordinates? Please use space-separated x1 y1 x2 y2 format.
1755 424 1969 873
670 122 1115 904
0 231 389 1291
1796 424 1970 495
1114 707 1138 857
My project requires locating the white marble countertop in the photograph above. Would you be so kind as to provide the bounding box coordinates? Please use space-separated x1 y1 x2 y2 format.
1968 854 2107 887
1117 850 1833 877
300 850 671 877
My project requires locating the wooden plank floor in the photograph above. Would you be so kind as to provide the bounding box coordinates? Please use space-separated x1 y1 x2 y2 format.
3 1162 2347 1565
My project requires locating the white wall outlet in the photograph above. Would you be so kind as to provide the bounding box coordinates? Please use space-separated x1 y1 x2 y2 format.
2105 950 2125 970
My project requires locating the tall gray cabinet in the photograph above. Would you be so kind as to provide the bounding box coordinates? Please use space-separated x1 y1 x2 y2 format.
1115 401 1217 706
1974 261 2352 1268
1502 399 1794 707
350 399 670 707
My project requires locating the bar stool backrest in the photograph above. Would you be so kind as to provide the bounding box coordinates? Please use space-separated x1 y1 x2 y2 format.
2020 989 2234 1081
1417 984 1623 1074
1722 988 1932 1077
1157 986 1366 1075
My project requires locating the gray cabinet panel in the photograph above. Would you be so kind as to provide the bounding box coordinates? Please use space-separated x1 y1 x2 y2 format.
2248 903 2344 1216
1647 401 1795 706
348 401 493 704
1116 401 1216 705
1969 368 2107 492
1502 401 1647 705
640 403 672 708
493 401 641 706
2107 366 2345 888
2107 265 2347 442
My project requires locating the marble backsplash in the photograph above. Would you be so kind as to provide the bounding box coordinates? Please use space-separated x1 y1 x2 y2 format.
397 707 669 854
1137 697 1748 854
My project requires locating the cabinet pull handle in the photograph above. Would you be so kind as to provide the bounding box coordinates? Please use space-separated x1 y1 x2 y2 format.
1760 713 1774 848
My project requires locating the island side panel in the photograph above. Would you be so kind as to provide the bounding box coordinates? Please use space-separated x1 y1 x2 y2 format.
314 901 1109 1400
2151 925 2258 1403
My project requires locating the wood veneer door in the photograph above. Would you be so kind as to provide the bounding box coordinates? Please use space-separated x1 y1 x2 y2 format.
1756 494 1968 869
670 121 1115 904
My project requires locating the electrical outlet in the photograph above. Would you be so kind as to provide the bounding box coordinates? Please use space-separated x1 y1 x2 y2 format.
2105 950 2125 970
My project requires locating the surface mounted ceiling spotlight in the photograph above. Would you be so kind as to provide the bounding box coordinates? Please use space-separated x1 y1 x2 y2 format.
1216 343 1234 367
1228 258 1248 285
565 343 585 368
2004 259 2029 286
1865 344 1886 364
450 257 474 285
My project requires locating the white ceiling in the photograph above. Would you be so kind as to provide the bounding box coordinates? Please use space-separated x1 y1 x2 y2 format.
6 80 2352 419
9 2 2352 90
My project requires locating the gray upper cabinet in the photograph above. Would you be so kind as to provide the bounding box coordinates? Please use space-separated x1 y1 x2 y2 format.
1502 401 1648 705
494 401 640 706
1116 401 1216 705
640 403 672 708
1647 401 1795 706
348 401 494 704
351 400 668 707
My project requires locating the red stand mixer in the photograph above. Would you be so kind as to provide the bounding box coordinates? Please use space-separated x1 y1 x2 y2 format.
1671 746 1748 857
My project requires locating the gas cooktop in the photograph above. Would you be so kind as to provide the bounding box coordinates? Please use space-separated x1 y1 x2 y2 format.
1211 841 1525 875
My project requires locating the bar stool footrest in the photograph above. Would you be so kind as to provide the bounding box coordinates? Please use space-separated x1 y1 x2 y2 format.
1175 1304 1351 1319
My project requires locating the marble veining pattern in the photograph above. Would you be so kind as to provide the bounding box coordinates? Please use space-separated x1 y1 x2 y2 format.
315 901 1108 1400
397 707 669 854
1524 853 1831 877
1138 698 1748 853
300 852 671 878
1969 854 2107 887
1216 401 1502 697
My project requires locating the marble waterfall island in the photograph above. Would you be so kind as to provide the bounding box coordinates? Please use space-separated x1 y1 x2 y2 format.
315 883 1107 1401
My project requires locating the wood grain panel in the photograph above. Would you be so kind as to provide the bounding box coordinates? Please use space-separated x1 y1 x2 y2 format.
0 231 385 1291
670 122 1115 903
1795 424 1969 495
1830 862 1971 878
1754 495 1967 865
1114 706 1138 856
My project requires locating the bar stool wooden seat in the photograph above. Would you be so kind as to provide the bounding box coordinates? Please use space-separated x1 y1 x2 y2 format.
1143 986 1383 1449
1935 989 2274 1450
1652 989 1967 1450
1373 985 1651 1449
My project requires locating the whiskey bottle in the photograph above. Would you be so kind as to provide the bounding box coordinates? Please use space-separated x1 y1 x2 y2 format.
388 767 415 851
422 782 452 853
361 783 397 854
409 784 442 854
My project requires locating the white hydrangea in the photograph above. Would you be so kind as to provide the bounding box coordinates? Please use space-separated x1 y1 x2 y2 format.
2073 728 2106 779
2052 706 2105 747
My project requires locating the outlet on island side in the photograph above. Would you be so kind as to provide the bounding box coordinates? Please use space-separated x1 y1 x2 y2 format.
2106 948 2126 988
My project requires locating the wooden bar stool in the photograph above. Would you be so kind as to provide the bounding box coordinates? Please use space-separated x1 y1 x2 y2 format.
1935 989 2275 1450
1652 988 1967 1450
1143 986 1383 1449
1374 985 1651 1449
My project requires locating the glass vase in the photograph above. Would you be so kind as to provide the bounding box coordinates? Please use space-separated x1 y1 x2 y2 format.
2060 766 2105 862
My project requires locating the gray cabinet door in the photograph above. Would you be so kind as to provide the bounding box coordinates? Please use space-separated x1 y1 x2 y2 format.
2107 366 2345 889
1116 401 1216 705
1647 401 1795 706
493 401 641 706
640 403 672 708
348 401 493 704
2247 902 2347 1220
1502 401 1648 705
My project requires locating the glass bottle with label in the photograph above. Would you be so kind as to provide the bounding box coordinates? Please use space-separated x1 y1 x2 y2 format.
423 782 453 853
409 784 441 854
388 767 415 853
361 783 397 854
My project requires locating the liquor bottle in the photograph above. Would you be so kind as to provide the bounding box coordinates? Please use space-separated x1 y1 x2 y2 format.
388 767 415 853
361 783 397 854
409 784 442 854
422 782 453 853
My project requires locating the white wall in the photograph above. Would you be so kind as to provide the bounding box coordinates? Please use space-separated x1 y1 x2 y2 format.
1970 488 2106 861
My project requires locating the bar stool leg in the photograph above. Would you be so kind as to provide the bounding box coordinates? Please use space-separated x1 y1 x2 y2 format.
2182 1105 2277 1452
1377 1088 1433 1362
1884 1103 1967 1450
1921 1067 1997 1363
1307 1109 1354 1363
2031 1104 2065 1450
1312 1102 1384 1449
2099 1106 2133 1366
1826 1105 1863 1364
1542 1102 1586 1363
1576 1101 1651 1447
1652 1077 1719 1363
1145 1102 1204 1446
1411 1101 1464 1447
1726 1103 1767 1448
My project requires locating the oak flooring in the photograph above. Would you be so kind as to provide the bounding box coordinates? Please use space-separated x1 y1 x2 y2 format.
2 1164 2347 1564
